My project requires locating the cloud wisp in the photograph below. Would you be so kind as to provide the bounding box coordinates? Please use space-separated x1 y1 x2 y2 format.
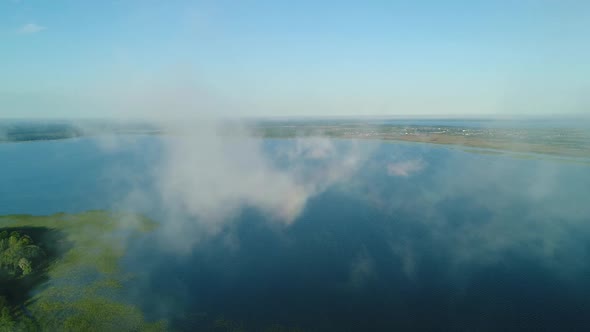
387 159 425 177
18 23 47 34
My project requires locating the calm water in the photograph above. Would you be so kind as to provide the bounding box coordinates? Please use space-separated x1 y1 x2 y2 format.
1 136 590 331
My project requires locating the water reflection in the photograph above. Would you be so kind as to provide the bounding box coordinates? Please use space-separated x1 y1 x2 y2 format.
123 139 590 331
1 137 589 330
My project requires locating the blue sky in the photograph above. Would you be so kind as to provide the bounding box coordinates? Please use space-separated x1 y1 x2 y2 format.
1 0 589 118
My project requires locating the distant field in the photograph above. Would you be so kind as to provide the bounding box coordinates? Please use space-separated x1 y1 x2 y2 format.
254 122 590 159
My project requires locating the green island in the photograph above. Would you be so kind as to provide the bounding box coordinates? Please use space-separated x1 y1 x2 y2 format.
0 211 165 332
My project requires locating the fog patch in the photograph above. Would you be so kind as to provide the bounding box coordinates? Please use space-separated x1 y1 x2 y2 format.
348 248 376 289
70 70 370 252
87 122 371 253
152 126 369 252
387 159 425 177
289 137 337 160
390 240 417 279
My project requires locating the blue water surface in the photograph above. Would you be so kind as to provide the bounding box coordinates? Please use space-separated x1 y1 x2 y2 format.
1 136 590 331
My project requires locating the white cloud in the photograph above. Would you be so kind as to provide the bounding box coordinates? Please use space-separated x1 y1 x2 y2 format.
18 23 47 34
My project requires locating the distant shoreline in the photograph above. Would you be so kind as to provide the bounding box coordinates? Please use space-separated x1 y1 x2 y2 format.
2 121 588 159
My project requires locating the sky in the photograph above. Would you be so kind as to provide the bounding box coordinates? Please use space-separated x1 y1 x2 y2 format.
0 0 589 119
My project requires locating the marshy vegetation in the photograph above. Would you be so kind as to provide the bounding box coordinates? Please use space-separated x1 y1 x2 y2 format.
0 211 165 331
0 212 311 331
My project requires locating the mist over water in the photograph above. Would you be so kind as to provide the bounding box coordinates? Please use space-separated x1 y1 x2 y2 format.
3 0 590 329
1 134 590 331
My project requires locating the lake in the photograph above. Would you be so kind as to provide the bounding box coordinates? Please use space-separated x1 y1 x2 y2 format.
1 136 590 331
